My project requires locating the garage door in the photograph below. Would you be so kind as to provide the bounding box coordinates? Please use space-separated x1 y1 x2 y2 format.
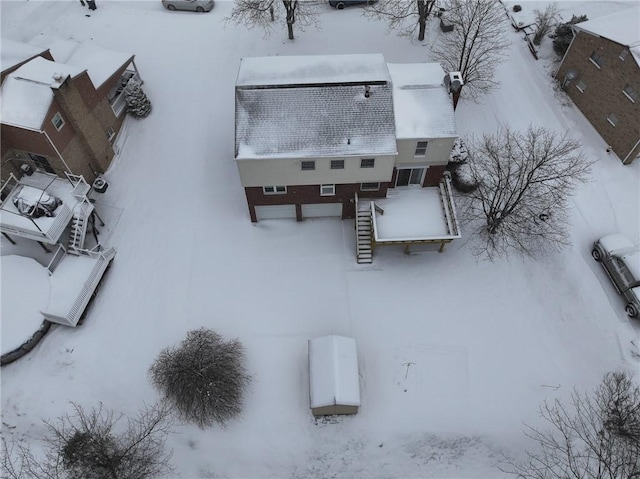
301 203 343 218
255 205 296 220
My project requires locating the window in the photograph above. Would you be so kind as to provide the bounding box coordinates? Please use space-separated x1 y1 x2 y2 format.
622 84 637 103
331 160 344 169
607 113 619 127
320 184 335 196
620 49 629 61
576 79 587 93
414 141 428 156
106 128 116 141
589 51 604 69
360 158 375 168
361 182 380 191
301 161 315 171
263 186 287 195
51 112 64 131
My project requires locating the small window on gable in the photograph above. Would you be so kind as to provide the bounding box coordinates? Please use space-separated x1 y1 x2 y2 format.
622 84 637 103
576 79 587 93
607 113 619 127
301 161 315 171
619 49 629 61
361 182 380 191
360 158 375 168
263 185 287 195
331 160 344 169
51 112 64 131
415 141 428 156
589 51 604 68
320 184 335 196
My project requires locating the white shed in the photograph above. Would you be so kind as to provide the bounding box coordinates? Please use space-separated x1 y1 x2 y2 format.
308 335 361 417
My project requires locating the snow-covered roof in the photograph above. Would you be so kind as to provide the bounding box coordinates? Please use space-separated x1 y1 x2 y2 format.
0 56 82 129
236 54 390 87
575 5 640 63
0 38 49 74
387 63 457 140
308 335 360 409
575 5 640 48
50 39 133 89
235 63 397 159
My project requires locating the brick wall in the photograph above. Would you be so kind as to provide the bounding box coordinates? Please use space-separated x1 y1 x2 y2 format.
556 32 640 164
244 182 390 222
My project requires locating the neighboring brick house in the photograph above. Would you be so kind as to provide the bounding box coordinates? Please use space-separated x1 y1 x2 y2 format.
555 6 640 165
1 39 142 183
0 39 53 83
235 54 459 222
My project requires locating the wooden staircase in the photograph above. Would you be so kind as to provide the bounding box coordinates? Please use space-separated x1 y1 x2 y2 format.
68 200 93 253
355 196 373 264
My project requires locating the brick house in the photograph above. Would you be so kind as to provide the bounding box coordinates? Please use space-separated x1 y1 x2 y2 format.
235 54 459 222
1 39 142 183
555 6 640 165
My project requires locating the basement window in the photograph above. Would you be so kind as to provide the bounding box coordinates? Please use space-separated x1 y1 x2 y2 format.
361 182 380 191
622 84 637 103
589 51 604 69
263 186 287 195
607 113 619 127
301 161 315 171
320 184 335 196
51 112 65 131
576 80 587 93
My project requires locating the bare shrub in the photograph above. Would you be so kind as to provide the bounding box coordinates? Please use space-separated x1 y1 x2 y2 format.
532 3 559 46
149 328 251 429
2 402 173 479
502 371 640 479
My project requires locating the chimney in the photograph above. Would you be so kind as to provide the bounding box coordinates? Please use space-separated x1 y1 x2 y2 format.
444 71 464 110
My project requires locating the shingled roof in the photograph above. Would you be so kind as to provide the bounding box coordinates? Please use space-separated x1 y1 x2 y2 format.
235 54 397 160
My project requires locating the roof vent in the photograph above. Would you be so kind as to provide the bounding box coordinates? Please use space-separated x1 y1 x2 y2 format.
364 85 370 98
52 72 64 82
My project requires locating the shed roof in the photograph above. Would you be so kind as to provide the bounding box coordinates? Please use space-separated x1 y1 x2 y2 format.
1 57 82 129
308 335 361 409
387 63 457 140
50 39 133 89
236 53 390 87
0 38 49 74
235 82 396 160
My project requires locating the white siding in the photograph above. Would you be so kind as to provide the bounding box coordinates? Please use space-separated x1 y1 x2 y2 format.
395 137 456 166
236 155 396 187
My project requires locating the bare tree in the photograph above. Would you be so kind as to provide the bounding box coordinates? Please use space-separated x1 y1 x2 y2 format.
227 0 321 40
363 0 437 41
432 0 509 99
502 371 640 479
149 328 251 429
2 402 173 479
459 125 592 260
532 3 559 46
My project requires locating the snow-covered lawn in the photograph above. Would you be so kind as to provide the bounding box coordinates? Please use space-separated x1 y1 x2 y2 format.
1 1 638 477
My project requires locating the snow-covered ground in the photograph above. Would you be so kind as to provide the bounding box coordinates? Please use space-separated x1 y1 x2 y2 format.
1 1 639 477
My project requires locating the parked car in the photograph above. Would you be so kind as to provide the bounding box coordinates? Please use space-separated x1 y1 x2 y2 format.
162 0 214 12
592 233 640 318
329 0 375 9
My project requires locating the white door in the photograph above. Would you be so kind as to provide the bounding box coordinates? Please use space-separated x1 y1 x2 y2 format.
255 205 296 220
301 203 343 218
